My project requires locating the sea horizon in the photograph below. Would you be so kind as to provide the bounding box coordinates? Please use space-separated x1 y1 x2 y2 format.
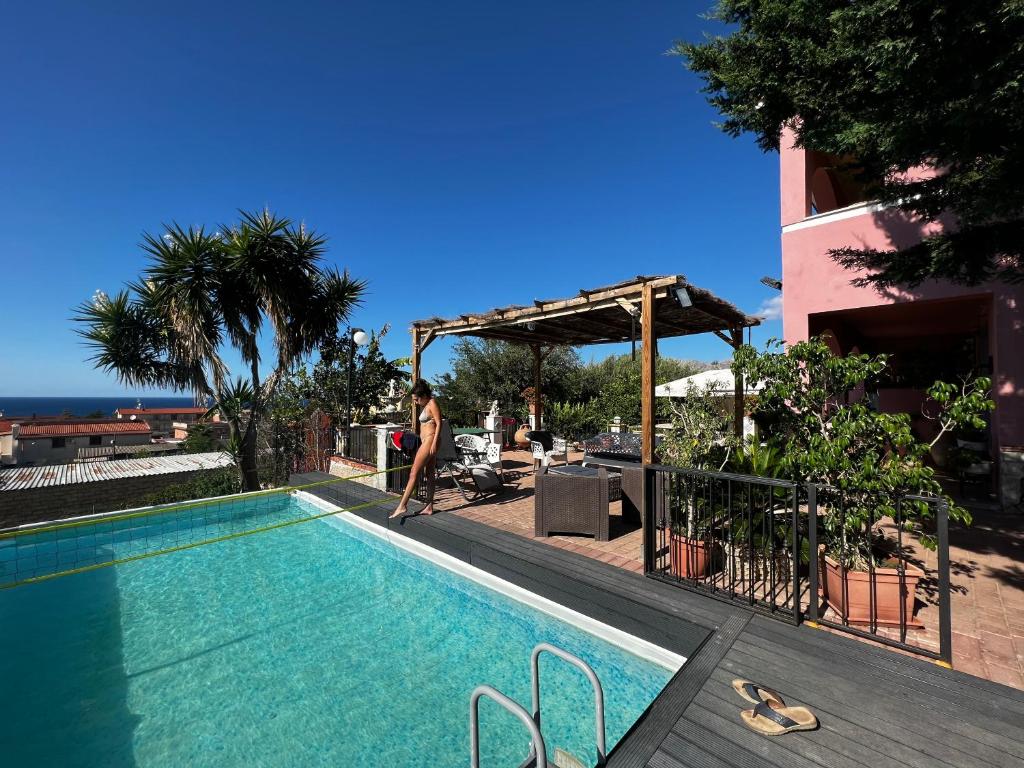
0 396 199 419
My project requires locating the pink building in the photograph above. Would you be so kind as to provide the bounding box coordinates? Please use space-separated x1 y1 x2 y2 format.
778 129 1024 507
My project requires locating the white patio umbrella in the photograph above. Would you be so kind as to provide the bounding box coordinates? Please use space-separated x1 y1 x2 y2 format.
655 368 763 398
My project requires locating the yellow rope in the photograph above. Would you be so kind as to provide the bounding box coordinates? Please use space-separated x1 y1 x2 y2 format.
0 493 397 590
0 464 411 540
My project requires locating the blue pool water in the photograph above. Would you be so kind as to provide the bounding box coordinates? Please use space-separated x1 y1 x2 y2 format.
0 494 675 767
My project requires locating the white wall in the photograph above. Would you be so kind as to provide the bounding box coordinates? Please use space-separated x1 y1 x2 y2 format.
14 433 152 464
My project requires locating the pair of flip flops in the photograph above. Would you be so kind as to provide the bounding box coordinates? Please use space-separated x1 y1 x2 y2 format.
731 680 818 736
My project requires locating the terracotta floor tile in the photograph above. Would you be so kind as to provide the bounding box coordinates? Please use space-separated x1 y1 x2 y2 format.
984 663 1024 689
979 632 1019 666
954 657 988 678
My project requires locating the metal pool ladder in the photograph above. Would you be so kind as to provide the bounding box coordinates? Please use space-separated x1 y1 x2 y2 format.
469 642 607 768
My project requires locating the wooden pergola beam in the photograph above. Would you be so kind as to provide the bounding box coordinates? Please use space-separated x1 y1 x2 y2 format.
419 279 683 339
411 326 422 430
730 327 744 440
532 344 543 429
615 297 640 316
554 314 635 341
419 328 437 353
641 282 656 464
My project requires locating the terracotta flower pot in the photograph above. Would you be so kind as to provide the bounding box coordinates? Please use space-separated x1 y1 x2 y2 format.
514 424 533 448
669 533 710 579
821 555 924 628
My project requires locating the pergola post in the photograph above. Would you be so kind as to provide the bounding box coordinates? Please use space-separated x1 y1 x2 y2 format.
641 282 656 464
411 325 422 431
531 344 543 429
730 327 744 440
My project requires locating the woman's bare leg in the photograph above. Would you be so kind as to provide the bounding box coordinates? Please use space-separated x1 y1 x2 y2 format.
420 456 437 514
392 443 431 517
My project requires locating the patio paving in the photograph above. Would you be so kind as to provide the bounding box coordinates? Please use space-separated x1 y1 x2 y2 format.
429 447 1024 690
433 448 645 573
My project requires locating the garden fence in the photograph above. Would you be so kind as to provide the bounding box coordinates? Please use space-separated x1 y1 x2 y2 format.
343 426 379 466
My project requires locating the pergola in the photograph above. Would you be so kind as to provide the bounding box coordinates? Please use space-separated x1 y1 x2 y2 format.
410 275 760 462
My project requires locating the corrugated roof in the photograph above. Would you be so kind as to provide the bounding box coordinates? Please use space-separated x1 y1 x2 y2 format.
0 452 233 491
115 407 207 416
10 421 153 437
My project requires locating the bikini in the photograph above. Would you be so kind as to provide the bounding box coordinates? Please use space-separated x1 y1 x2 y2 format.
419 404 436 434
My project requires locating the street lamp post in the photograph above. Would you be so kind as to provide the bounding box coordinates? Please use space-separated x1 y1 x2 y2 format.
344 327 370 456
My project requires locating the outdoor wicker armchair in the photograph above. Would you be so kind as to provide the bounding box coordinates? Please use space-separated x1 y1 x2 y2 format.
534 465 616 541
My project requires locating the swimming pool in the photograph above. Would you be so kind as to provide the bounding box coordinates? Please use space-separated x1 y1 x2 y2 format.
0 492 678 767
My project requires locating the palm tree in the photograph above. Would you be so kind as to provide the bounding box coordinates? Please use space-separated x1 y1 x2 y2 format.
74 210 365 491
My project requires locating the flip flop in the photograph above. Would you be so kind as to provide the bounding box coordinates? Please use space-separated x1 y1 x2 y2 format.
740 701 818 736
731 679 786 707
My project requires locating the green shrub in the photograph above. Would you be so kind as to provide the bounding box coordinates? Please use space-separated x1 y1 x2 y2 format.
182 422 219 453
659 382 740 472
140 468 241 507
545 401 603 443
733 338 993 570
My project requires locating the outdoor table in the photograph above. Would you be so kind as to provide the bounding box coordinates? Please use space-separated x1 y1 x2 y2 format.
546 464 622 502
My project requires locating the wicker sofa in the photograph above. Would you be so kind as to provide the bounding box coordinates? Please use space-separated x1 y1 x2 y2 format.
581 431 667 471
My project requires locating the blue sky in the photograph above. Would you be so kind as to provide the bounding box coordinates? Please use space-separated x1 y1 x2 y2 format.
0 1 782 396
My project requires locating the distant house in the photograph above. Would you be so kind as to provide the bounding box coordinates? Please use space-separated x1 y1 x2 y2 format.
114 406 209 437
0 418 153 466
171 420 229 443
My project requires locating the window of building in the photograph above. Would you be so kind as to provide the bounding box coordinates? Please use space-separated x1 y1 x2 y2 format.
808 152 871 215
52 437 66 448
89 435 102 446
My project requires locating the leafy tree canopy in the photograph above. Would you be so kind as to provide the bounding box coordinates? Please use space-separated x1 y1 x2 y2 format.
309 324 409 423
434 339 710 429
181 422 219 454
733 337 992 568
582 353 707 427
74 209 364 490
679 1 1024 286
434 339 586 426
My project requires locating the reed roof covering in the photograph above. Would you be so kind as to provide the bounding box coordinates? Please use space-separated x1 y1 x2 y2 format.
412 275 758 346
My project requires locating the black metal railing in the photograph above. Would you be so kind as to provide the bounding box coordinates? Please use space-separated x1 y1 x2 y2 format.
805 485 952 664
642 465 953 664
385 443 409 494
344 426 378 466
643 465 802 623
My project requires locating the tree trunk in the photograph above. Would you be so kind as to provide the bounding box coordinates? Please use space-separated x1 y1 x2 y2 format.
227 417 261 492
240 425 260 491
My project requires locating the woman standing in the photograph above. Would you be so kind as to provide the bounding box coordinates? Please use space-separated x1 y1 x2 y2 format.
392 379 441 517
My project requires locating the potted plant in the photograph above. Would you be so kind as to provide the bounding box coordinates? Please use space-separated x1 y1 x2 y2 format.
734 338 993 627
669 517 714 578
659 383 740 579
726 442 796 586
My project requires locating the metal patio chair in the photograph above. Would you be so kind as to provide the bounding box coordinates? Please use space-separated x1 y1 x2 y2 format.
437 421 503 501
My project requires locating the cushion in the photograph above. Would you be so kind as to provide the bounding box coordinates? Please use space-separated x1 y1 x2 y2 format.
525 430 554 452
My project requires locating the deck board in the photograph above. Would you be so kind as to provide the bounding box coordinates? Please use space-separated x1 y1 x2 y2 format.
288 473 1024 768
744 615 1024 713
731 631 1024 745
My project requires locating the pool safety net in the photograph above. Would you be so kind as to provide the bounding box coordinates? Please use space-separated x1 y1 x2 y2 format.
0 466 408 590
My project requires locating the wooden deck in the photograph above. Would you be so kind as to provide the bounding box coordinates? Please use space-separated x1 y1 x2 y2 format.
291 472 1024 768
